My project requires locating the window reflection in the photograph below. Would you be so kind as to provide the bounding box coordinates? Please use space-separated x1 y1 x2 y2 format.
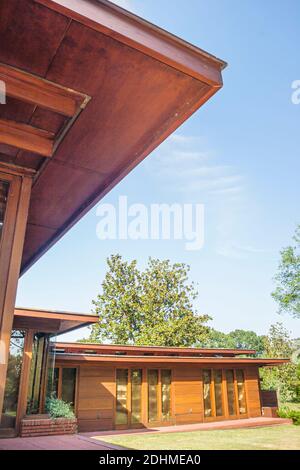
27 334 50 414
1 330 25 429
236 369 247 414
214 370 223 417
148 370 158 422
226 369 237 416
161 370 171 421
131 369 142 424
116 369 128 425
203 369 212 417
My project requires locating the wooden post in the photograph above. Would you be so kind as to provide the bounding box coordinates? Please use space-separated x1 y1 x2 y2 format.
0 168 32 421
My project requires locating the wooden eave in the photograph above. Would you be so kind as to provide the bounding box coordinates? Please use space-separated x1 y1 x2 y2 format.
54 342 256 357
0 0 226 274
54 353 290 367
13 307 98 335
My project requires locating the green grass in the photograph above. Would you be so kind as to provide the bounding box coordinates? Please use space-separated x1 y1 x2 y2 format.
100 425 300 450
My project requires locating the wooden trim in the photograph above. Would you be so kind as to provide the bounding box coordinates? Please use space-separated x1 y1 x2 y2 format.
0 118 54 157
54 354 289 366
0 173 32 418
35 0 226 86
15 330 34 432
0 63 87 117
55 341 255 357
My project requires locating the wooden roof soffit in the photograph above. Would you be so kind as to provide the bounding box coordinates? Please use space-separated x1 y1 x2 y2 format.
0 63 90 157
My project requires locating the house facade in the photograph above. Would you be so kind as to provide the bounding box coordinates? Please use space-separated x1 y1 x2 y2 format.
1 307 288 436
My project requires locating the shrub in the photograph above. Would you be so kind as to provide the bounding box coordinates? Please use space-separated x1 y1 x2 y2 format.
278 406 300 425
45 397 75 419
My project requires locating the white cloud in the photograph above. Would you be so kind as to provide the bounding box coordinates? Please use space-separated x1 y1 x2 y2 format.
147 133 244 198
216 242 268 259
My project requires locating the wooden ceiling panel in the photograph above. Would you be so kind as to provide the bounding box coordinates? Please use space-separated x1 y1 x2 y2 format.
0 0 225 272
27 159 107 228
0 0 70 76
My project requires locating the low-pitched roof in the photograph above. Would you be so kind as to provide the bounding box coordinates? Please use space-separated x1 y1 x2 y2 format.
13 307 98 336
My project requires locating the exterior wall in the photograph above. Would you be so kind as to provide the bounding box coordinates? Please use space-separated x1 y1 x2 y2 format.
244 366 262 417
77 366 115 432
173 366 203 424
56 361 263 432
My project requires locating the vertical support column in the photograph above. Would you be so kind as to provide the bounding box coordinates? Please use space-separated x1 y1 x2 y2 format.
0 169 32 420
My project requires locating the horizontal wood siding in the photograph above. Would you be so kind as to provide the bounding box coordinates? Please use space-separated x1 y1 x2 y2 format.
77 366 115 432
244 366 261 417
173 366 203 424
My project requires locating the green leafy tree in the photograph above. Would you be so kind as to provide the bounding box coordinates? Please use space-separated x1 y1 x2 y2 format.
272 225 300 318
199 328 265 356
86 254 211 346
260 323 299 403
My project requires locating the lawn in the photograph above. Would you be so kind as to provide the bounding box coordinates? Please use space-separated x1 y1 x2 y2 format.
100 425 300 450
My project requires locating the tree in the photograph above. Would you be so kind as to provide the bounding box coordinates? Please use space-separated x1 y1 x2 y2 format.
260 323 299 403
199 328 265 356
86 254 211 346
272 225 300 318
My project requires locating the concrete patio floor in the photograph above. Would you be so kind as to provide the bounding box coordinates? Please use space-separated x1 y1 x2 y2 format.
0 417 291 450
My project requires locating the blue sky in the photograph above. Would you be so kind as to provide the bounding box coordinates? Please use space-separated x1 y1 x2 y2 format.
16 0 300 341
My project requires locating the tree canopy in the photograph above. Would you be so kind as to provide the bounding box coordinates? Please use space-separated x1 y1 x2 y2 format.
272 224 300 318
86 254 211 346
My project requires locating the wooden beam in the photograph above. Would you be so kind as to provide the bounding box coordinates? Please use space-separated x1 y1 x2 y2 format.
0 119 54 157
0 63 87 117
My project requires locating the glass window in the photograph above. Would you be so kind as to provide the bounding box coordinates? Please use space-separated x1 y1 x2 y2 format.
236 369 247 415
1 330 25 429
62 368 77 407
131 369 142 424
161 370 171 421
214 369 223 417
27 334 49 414
0 180 9 242
226 369 237 416
116 369 128 425
148 369 158 422
203 369 212 417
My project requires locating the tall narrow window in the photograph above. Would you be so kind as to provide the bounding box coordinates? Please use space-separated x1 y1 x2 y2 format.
203 369 212 417
214 369 223 417
27 334 49 414
62 368 77 408
131 369 142 424
161 370 171 421
236 369 247 415
226 369 237 416
0 180 9 242
0 330 25 430
148 369 158 422
116 369 128 425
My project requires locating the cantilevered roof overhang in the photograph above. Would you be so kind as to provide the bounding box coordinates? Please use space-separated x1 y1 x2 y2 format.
0 0 226 274
13 307 98 335
54 353 290 367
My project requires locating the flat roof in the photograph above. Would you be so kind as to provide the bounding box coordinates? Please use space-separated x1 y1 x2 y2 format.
0 0 226 274
13 307 98 336
54 352 289 367
55 342 256 357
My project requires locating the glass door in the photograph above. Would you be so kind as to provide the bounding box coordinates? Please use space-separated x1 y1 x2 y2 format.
203 368 248 420
0 330 25 430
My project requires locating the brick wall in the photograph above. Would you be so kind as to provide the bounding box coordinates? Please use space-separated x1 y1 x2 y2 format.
20 417 77 437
